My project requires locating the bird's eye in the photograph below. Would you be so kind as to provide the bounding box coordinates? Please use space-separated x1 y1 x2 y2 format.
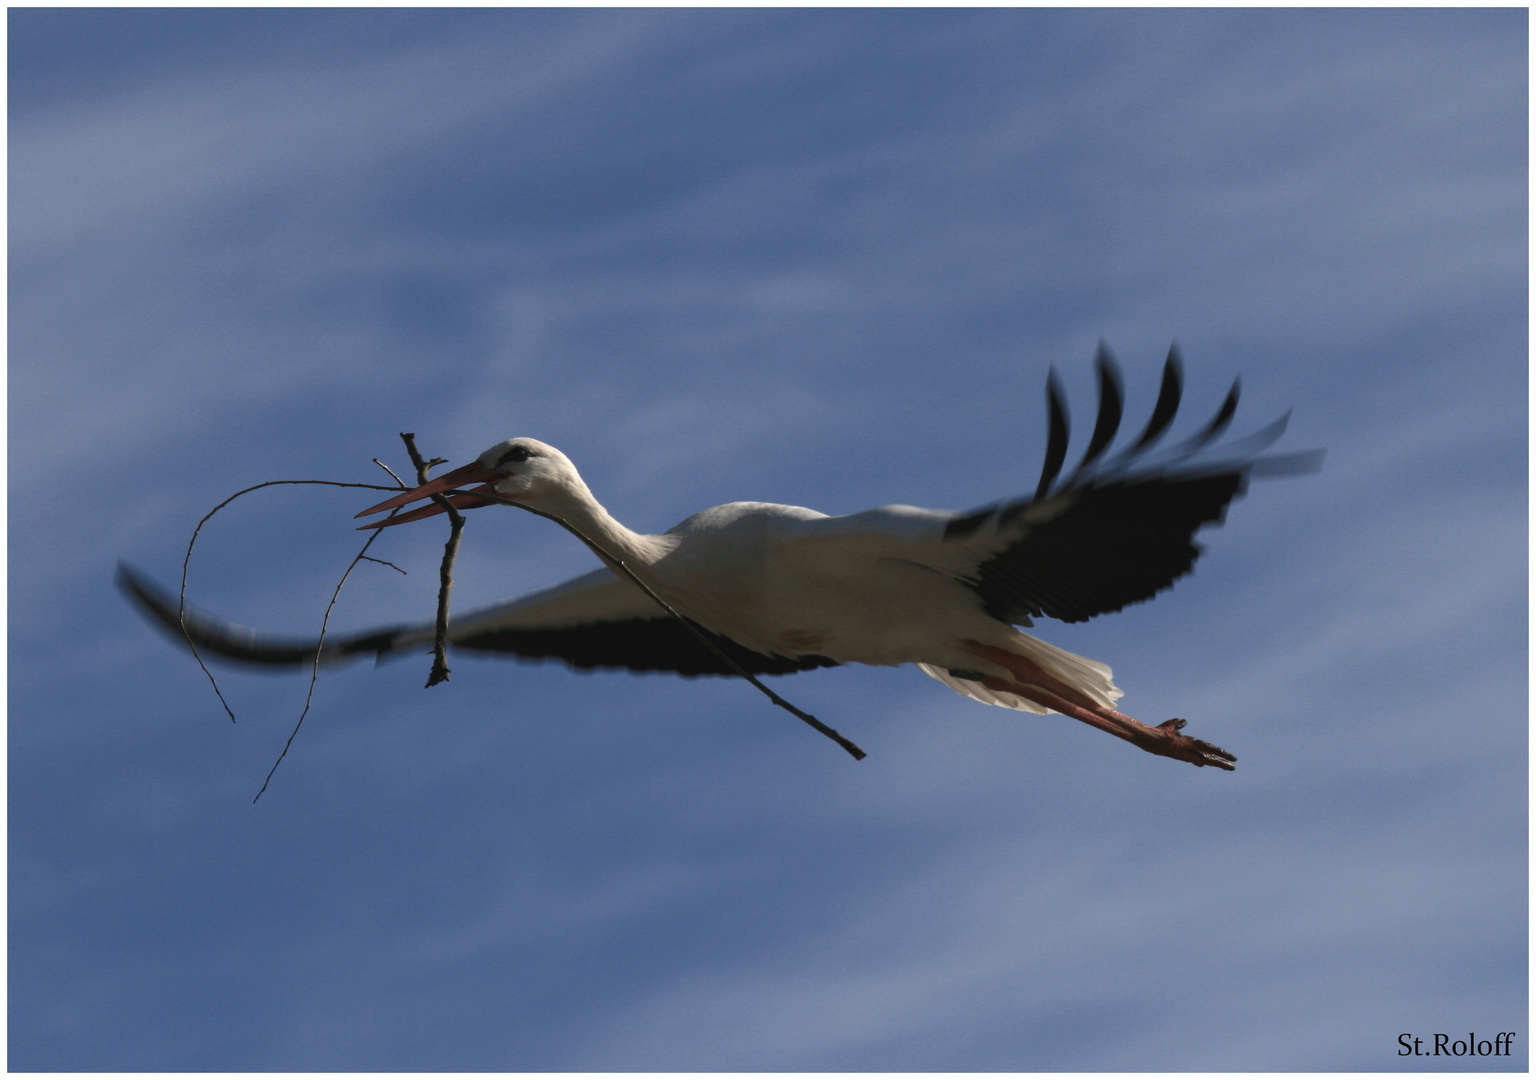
497 445 532 467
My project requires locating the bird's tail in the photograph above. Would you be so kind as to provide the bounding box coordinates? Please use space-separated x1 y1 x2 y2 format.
917 629 1123 713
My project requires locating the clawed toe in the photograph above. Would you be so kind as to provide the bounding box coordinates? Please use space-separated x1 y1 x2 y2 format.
1189 737 1237 771
1137 719 1236 770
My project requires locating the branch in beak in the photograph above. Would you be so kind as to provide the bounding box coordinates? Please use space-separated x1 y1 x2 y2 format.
356 485 505 529
355 462 504 519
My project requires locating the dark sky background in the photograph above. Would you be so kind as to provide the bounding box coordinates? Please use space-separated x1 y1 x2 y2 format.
10 8 1526 1071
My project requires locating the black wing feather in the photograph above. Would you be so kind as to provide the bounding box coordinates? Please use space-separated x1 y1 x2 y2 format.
1033 369 1070 501
1128 346 1183 453
1070 343 1124 477
1169 377 1240 457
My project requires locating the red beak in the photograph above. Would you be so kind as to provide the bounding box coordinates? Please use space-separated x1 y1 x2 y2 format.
355 462 506 529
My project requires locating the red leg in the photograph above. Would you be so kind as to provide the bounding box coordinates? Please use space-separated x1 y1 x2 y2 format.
961 640 1236 770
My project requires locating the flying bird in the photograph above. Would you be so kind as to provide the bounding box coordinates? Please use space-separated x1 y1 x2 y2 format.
119 346 1318 770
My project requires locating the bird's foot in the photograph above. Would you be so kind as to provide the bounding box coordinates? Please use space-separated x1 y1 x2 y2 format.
957 642 1236 770
1118 716 1236 771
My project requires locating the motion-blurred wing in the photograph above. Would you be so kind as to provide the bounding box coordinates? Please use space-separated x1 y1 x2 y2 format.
446 569 839 676
117 563 409 666
117 563 837 677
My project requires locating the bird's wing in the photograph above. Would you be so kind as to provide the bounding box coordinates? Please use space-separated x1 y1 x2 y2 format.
935 345 1322 625
780 347 1319 628
951 470 1250 624
443 568 839 675
117 562 411 667
117 562 837 677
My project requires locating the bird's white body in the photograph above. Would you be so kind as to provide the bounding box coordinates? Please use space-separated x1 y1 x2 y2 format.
442 488 1122 714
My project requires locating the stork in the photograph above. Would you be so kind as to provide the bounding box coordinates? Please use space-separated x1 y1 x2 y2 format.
119 347 1318 770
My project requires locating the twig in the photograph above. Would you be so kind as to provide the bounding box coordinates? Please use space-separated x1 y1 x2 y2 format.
435 486 867 760
398 433 466 688
372 458 408 487
178 478 404 723
359 556 408 575
253 523 393 803
604 550 867 760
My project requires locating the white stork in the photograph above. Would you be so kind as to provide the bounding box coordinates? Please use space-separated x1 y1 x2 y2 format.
119 347 1318 770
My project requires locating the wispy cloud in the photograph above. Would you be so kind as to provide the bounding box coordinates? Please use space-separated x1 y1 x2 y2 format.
11 9 1524 1071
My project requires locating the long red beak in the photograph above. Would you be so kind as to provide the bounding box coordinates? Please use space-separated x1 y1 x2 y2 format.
355 462 506 529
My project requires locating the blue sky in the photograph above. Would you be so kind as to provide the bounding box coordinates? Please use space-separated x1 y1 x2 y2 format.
9 8 1525 1071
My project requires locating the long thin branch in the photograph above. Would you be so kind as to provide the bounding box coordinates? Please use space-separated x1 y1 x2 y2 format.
398 433 465 687
253 523 394 803
178 478 403 722
436 487 867 761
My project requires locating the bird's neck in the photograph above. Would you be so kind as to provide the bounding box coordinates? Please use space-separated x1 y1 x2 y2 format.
541 483 669 568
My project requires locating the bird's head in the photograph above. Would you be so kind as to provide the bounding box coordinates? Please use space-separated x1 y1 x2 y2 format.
470 438 585 505
355 437 588 528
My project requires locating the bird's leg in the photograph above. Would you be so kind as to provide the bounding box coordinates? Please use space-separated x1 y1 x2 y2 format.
960 641 1236 770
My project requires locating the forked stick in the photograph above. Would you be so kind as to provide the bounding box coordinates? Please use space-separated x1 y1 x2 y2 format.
397 432 464 688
